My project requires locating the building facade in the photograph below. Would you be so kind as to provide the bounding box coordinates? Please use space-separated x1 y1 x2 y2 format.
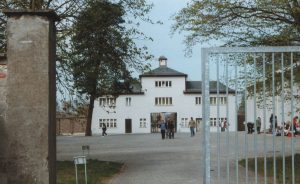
91 57 236 134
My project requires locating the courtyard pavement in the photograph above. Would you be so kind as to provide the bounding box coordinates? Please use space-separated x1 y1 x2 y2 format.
57 132 300 184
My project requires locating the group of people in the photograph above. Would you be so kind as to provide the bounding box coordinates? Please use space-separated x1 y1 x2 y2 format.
270 114 299 136
158 117 197 139
246 113 300 136
158 117 175 139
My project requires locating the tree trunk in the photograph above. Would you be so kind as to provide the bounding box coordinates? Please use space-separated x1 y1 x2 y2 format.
85 94 95 136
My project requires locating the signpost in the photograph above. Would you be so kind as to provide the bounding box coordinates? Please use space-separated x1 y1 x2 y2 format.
82 145 90 156
73 156 87 184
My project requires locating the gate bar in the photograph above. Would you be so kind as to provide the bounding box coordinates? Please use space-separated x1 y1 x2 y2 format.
202 48 210 184
225 58 230 184
235 60 239 184
203 46 300 54
216 57 221 183
253 55 258 184
290 53 295 184
263 53 267 184
244 57 249 184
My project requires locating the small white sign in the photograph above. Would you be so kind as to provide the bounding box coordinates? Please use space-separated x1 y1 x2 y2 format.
74 156 86 165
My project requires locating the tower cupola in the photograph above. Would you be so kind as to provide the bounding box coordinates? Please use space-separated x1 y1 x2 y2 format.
158 56 167 67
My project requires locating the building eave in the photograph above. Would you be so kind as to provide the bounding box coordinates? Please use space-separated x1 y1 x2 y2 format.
139 74 187 78
120 92 145 95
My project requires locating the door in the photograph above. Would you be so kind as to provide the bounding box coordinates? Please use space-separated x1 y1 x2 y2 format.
125 119 132 133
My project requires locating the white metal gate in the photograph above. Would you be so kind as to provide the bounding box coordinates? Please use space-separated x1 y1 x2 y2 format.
201 46 300 184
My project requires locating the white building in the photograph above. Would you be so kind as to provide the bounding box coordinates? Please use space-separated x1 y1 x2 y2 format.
91 56 236 134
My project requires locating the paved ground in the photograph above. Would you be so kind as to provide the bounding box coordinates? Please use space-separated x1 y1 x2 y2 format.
57 132 300 184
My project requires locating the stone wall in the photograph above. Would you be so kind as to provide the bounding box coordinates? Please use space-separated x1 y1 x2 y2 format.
56 116 86 135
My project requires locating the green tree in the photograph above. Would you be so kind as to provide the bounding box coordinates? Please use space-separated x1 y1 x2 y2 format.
70 0 151 136
172 0 300 48
0 0 87 96
173 0 300 105
1 0 154 126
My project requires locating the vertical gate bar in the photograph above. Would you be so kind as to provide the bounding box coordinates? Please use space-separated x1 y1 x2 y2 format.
75 164 78 184
281 52 286 184
225 55 230 184
253 55 258 184
202 48 210 184
262 53 267 184
234 59 239 184
85 162 88 184
217 55 221 183
244 56 249 184
290 52 295 184
271 52 277 184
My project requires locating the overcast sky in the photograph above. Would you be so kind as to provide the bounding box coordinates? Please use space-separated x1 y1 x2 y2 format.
137 0 210 80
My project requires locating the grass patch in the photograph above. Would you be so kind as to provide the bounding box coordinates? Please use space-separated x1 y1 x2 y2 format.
239 154 300 183
57 160 123 184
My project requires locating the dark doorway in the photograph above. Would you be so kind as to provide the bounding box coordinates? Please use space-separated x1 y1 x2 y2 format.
125 119 132 133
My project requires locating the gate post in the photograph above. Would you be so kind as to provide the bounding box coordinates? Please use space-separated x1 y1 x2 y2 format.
2 10 58 184
201 48 210 184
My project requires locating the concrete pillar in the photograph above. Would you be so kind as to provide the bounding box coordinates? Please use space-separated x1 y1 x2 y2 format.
0 54 7 184
1 10 58 184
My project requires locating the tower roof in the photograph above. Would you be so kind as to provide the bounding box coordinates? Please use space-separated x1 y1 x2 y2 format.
140 65 187 77
140 56 187 78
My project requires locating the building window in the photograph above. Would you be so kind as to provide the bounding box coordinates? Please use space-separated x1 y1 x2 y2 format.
210 118 217 126
220 97 227 104
195 97 201 105
126 97 131 106
99 97 116 107
139 118 147 128
209 117 227 127
166 81 172 87
155 80 172 87
181 118 189 128
99 119 117 128
210 97 217 105
155 97 173 106
210 97 227 105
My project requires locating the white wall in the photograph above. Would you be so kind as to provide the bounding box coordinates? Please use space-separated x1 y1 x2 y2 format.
92 76 237 134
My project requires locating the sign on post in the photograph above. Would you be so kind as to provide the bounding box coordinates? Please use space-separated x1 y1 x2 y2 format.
82 145 90 156
73 156 87 184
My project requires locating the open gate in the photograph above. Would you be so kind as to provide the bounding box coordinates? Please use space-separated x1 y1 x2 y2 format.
201 46 300 184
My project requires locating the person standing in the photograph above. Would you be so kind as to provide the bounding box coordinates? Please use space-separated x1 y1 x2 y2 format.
293 116 298 135
189 117 196 137
167 118 175 139
256 117 261 134
102 123 107 136
159 119 167 139
269 114 278 132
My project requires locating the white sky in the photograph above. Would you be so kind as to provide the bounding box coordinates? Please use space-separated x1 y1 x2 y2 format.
137 0 219 80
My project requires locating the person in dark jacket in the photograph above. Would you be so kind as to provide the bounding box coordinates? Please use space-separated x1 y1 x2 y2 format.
102 123 107 136
167 118 175 139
